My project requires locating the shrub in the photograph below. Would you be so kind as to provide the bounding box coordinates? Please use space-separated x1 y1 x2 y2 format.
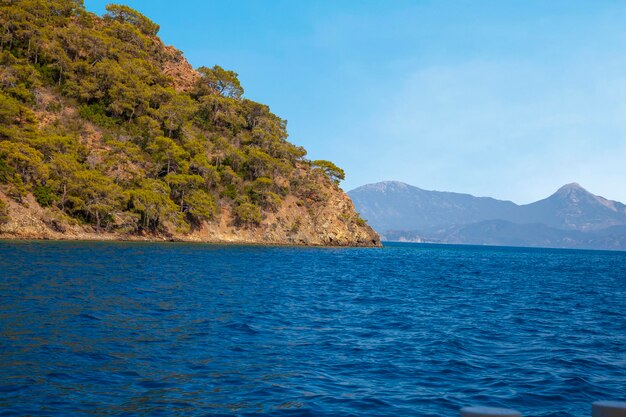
288 217 301 234
78 104 118 129
233 202 261 226
34 185 54 207
261 191 281 212
185 189 216 224
221 184 238 200
0 198 9 225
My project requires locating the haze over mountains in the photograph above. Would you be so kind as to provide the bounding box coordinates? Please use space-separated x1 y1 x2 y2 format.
349 181 626 250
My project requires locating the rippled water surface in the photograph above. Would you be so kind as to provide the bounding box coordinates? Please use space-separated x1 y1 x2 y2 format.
1 241 625 416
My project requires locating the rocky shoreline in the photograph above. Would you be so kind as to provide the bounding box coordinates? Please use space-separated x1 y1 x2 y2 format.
0 191 381 248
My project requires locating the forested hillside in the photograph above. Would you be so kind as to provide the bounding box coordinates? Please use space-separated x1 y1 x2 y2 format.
0 1 379 246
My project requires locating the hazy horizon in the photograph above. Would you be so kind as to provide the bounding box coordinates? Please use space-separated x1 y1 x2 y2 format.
85 0 626 204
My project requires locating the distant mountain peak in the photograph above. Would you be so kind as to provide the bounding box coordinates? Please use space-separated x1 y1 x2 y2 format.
557 182 586 192
350 181 418 193
549 183 594 202
378 180 411 187
548 183 626 214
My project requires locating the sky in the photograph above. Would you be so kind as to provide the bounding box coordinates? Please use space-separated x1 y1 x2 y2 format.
84 0 626 204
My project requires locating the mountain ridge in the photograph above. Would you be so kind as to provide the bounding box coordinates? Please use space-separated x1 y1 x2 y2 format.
349 181 626 250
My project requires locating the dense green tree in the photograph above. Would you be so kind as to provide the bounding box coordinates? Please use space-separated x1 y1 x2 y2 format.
127 179 179 231
233 202 261 226
0 141 47 185
245 147 289 179
104 4 159 36
33 185 54 207
146 136 188 176
157 93 196 137
185 189 216 224
65 170 124 230
47 153 81 212
245 177 277 209
195 94 245 132
164 173 202 206
189 153 220 187
0 92 35 125
312 160 345 184
195 65 243 99
25 133 79 161
0 93 23 124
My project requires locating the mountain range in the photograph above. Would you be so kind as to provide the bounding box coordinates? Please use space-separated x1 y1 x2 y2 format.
348 181 626 250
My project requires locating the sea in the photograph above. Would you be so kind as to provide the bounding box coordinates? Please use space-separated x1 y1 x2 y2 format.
0 241 625 416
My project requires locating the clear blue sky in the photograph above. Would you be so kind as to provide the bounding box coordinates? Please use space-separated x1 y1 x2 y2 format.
85 0 626 203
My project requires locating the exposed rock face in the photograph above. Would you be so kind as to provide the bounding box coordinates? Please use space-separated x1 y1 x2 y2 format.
162 46 201 93
0 180 380 247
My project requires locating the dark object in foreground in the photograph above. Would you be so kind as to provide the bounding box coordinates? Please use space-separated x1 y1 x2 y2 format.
593 401 626 417
460 401 626 416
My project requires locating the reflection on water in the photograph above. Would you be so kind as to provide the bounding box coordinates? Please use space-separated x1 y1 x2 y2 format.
1 241 625 416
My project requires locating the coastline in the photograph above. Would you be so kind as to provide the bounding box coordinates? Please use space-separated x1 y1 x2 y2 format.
0 232 382 248
0 193 381 248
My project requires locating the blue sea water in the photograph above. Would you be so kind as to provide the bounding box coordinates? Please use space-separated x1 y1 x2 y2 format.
0 241 625 417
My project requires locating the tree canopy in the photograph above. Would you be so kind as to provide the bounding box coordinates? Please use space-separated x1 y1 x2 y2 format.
0 0 346 234
312 160 345 184
104 4 160 36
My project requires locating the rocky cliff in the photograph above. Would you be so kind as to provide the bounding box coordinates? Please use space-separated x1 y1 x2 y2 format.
0 175 379 246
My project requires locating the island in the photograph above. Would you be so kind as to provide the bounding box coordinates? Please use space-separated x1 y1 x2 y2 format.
0 2 380 247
